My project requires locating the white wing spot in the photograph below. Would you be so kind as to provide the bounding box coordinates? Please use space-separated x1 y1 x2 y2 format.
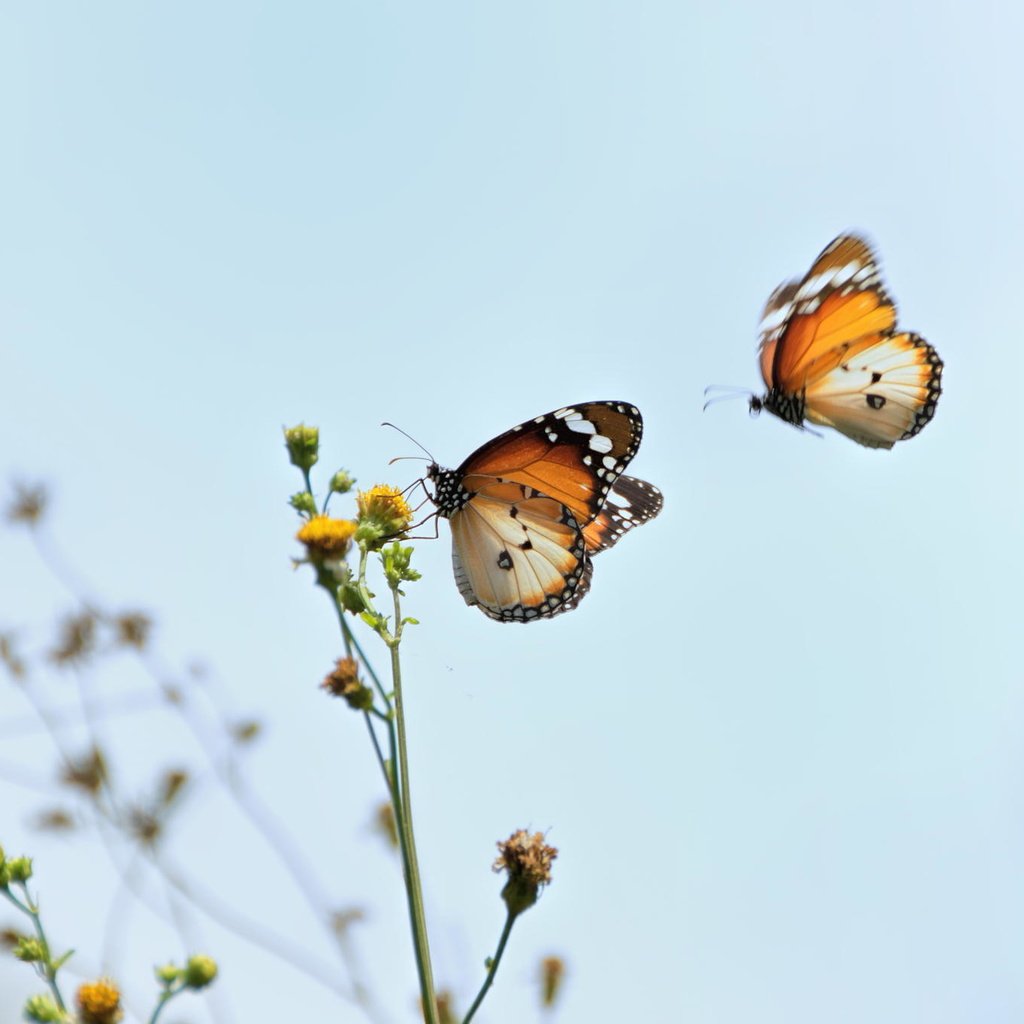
564 416 597 435
602 454 618 470
588 433 613 453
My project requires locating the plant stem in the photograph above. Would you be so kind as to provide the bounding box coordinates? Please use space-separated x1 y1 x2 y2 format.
388 581 438 1024
462 910 517 1024
5 883 68 1013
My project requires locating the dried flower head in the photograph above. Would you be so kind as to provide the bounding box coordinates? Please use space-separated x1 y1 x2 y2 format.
127 806 161 847
6 482 47 526
158 769 189 807
0 632 27 680
493 829 558 916
32 808 76 833
0 927 24 950
49 611 97 667
372 800 399 849
296 515 357 562
434 989 458 1024
329 907 366 935
356 484 413 538
60 747 108 796
76 978 124 1024
230 719 262 745
321 657 374 711
539 955 567 1008
113 612 152 650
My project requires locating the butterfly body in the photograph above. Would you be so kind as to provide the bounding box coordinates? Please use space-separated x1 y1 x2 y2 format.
424 402 661 622
750 235 943 449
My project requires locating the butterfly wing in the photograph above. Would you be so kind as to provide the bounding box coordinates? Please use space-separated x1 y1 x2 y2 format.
429 401 656 622
448 481 592 622
756 235 942 446
800 331 943 448
457 402 644 527
762 235 897 392
582 475 664 553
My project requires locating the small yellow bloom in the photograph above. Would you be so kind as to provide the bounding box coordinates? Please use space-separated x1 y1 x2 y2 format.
296 516 358 561
76 978 124 1024
357 485 413 536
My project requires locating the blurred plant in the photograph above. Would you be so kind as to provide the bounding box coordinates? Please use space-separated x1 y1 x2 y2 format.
0 846 217 1023
2 433 569 1023
287 424 566 1023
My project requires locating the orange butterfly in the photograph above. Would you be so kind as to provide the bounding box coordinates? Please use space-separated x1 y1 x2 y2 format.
426 402 662 622
748 234 942 448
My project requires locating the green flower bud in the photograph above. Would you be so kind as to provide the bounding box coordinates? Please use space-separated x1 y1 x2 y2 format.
8 856 32 882
288 491 318 516
329 470 355 495
283 425 319 471
154 963 180 987
14 936 45 962
183 954 218 989
23 993 65 1022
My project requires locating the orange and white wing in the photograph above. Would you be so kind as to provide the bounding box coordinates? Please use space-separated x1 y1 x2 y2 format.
459 401 643 527
760 235 897 392
449 481 592 623
582 476 664 553
801 331 943 449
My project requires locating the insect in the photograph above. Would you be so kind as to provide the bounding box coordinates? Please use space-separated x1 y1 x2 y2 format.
744 234 943 448
424 402 662 622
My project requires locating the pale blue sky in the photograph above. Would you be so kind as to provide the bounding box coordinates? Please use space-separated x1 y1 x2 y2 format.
2 3 1023 1022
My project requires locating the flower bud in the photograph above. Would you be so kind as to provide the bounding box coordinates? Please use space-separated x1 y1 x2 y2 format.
289 491 318 516
14 937 45 962
154 963 180 986
283 424 320 471
183 954 218 989
329 470 355 495
8 856 32 882
23 994 64 1022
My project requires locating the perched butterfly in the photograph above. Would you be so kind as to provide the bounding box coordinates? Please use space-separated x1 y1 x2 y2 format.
746 234 943 448
425 402 662 623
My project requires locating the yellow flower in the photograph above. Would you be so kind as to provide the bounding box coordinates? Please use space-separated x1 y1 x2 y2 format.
357 485 413 536
76 978 124 1024
296 516 357 561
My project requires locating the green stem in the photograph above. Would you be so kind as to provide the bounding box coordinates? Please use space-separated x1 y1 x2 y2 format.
4 883 67 1013
148 984 180 1024
387 581 438 1024
461 910 518 1024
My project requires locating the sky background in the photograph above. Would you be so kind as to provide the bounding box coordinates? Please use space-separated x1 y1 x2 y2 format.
2 3 1023 1022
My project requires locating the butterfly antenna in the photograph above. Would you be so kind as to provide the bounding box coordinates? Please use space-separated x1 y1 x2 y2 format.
381 422 436 464
702 385 755 413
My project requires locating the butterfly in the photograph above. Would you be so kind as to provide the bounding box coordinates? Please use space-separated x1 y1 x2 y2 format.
747 234 943 448
425 402 662 623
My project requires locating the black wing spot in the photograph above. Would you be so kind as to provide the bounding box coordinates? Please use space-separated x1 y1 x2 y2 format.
866 394 886 410
497 550 513 571
520 539 533 550
870 371 882 384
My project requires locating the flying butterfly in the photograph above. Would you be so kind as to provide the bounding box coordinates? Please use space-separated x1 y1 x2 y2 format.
735 234 943 448
423 402 662 623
